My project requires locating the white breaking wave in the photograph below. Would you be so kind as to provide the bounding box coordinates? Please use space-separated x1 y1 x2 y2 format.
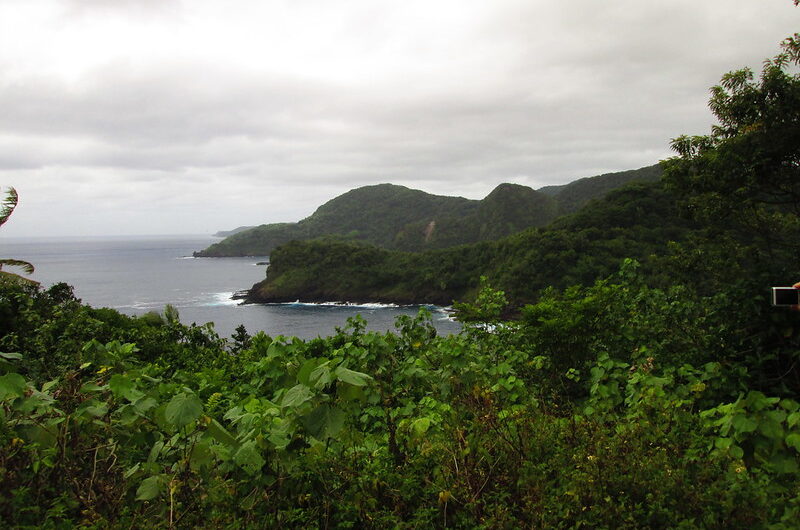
279 300 401 309
202 292 241 307
116 300 164 311
436 307 457 322
276 301 458 316
117 291 241 311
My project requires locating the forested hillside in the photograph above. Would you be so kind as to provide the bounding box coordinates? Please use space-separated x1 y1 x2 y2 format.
195 165 657 257
538 163 662 215
2 31 800 529
246 180 692 306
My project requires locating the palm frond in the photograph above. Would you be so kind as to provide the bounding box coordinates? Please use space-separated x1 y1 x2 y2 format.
0 259 35 275
0 187 18 228
0 270 39 287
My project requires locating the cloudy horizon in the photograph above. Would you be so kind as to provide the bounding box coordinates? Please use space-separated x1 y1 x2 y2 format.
0 0 797 237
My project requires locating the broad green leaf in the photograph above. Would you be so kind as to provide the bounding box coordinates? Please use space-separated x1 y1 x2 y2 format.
108 374 143 401
765 409 787 424
0 352 22 360
190 440 214 471
76 400 108 418
151 403 169 431
107 374 130 395
281 384 314 408
731 415 757 434
786 433 800 452
207 418 239 449
116 404 140 426
86 404 109 417
302 404 345 440
335 366 372 387
309 362 334 389
268 429 291 450
46 417 66 427
234 440 265 475
411 417 432 436
758 419 784 440
590 367 605 381
148 440 165 464
267 417 295 450
0 373 26 400
714 437 733 450
745 391 776 410
79 382 104 393
338 383 366 403
165 392 203 429
136 475 166 501
266 342 285 359
17 423 58 449
133 396 159 414
297 358 325 386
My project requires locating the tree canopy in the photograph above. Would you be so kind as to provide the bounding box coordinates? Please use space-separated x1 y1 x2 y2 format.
664 34 800 254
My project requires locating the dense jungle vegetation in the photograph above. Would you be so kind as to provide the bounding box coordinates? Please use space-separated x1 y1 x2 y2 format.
194 165 660 257
2 34 800 528
246 180 690 305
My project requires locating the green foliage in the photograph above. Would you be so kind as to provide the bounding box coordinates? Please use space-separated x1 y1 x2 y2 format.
453 276 508 324
539 163 663 215
0 187 36 287
661 37 800 393
665 39 800 244
702 392 800 475
197 168 655 257
4 29 800 530
2 260 800 527
248 180 692 307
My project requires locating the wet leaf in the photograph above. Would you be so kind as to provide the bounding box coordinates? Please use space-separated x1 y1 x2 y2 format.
165 392 203 429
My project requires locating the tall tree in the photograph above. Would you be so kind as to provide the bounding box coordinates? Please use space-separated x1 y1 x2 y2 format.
663 34 800 256
662 33 800 393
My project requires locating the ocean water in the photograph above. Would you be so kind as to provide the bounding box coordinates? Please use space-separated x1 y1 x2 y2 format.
0 236 461 340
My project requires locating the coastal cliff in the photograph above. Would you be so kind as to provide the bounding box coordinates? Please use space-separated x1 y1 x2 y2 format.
244 179 690 308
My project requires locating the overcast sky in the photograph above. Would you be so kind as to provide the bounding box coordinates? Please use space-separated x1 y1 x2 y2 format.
0 0 797 237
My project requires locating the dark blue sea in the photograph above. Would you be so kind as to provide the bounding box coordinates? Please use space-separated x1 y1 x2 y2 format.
0 235 461 340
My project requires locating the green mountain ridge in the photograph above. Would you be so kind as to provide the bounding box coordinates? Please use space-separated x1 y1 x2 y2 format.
212 226 255 238
246 179 692 306
195 164 661 257
540 164 663 215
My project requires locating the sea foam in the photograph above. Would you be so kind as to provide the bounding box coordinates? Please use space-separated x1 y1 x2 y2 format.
280 301 401 309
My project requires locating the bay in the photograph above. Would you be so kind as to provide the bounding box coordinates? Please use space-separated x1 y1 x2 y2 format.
0 235 461 339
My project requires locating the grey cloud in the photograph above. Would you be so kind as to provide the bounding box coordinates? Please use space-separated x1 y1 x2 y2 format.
2 1 798 237
61 0 182 18
1 70 307 144
0 56 697 190
0 13 774 185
